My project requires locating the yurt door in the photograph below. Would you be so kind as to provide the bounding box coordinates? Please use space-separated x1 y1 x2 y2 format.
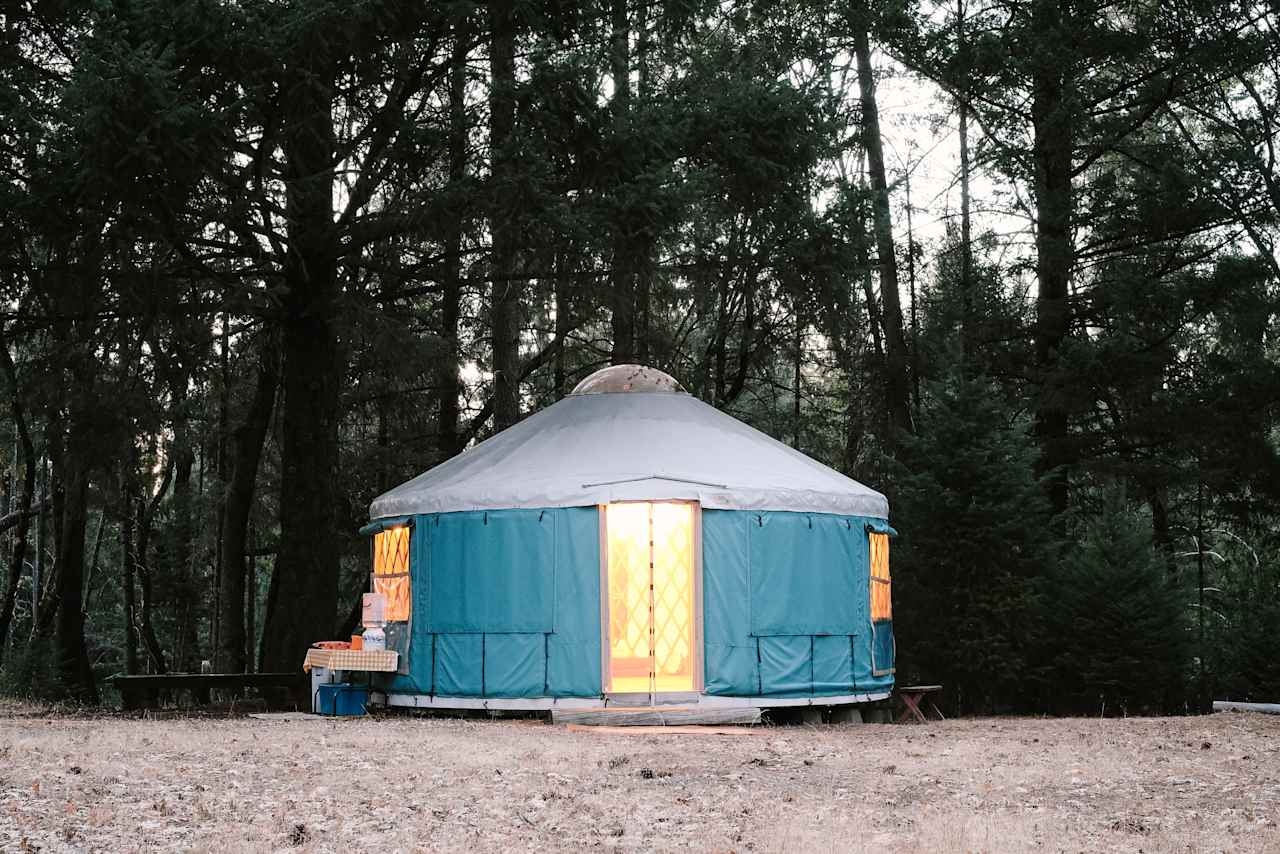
603 502 700 700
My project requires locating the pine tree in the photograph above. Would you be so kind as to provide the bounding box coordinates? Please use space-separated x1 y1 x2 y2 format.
890 369 1055 713
1041 498 1190 714
1205 534 1280 704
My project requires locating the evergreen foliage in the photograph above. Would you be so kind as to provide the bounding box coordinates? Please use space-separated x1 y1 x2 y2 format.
0 0 1277 712
891 370 1054 713
1040 500 1190 715
1204 534 1280 704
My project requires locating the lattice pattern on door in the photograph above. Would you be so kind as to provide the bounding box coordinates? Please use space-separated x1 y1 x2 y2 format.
607 503 651 681
651 503 693 685
605 502 695 694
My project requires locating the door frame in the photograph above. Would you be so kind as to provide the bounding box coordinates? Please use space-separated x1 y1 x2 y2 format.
598 500 704 702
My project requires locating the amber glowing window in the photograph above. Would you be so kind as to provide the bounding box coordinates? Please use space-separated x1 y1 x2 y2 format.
869 532 891 622
372 526 411 622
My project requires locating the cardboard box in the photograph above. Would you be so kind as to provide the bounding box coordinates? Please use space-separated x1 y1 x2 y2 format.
362 592 386 626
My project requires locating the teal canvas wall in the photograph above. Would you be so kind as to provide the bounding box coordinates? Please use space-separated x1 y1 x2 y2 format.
702 509 895 697
377 506 894 700
379 507 601 698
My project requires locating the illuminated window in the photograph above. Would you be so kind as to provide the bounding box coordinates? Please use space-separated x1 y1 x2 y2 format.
372 526 412 622
869 532 891 622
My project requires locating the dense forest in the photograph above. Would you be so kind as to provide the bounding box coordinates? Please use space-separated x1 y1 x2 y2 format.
1 0 1278 715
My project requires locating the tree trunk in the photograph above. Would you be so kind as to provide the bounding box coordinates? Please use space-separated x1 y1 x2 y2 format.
553 250 571 397
437 27 468 460
245 520 257 672
1030 0 1074 518
214 310 229 659
608 0 637 365
636 258 651 365
81 508 106 614
32 428 63 640
817 278 863 472
724 277 756 405
1149 484 1174 572
119 455 139 675
792 309 803 450
851 8 912 440
858 252 888 440
2 470 10 559
957 0 976 363
32 455 46 629
0 332 34 661
170 410 198 672
135 453 169 674
216 334 279 673
258 549 280 672
437 42 467 455
489 0 522 430
609 274 636 365
903 165 921 415
958 106 975 356
842 353 864 474
713 284 729 404
634 1 652 365
261 40 342 672
860 256 885 364
54 408 97 702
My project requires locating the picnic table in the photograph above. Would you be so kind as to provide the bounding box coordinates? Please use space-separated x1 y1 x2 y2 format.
302 648 398 673
895 684 945 723
303 648 398 713
107 672 309 711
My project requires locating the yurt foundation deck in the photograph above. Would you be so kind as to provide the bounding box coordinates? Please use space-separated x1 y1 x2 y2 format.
373 689 891 713
549 705 762 726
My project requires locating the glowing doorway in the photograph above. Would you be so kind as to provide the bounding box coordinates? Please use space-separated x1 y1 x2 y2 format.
604 502 699 695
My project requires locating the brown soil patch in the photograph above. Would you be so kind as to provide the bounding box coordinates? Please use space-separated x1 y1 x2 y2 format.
1 710 1276 852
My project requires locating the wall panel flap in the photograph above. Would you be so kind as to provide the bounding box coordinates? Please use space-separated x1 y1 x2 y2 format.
428 510 555 633
749 513 860 636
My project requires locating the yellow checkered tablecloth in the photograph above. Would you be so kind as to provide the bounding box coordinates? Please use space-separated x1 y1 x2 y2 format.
302 648 399 672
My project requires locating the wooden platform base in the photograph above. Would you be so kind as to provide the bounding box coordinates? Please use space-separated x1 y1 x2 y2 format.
248 712 326 722
552 705 762 727
567 723 766 736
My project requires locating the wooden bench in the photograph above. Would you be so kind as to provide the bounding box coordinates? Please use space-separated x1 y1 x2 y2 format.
896 684 944 723
107 672 310 711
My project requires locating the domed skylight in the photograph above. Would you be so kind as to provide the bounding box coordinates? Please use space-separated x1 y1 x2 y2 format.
570 364 687 395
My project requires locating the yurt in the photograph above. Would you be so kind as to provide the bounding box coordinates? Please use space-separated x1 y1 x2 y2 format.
361 365 896 712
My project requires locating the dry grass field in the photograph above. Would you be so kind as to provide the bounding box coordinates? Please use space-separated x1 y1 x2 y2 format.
0 705 1277 853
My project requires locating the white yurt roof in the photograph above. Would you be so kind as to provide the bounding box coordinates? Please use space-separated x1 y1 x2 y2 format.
370 365 888 520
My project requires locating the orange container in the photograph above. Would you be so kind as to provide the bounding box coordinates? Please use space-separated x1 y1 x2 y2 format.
350 634 363 651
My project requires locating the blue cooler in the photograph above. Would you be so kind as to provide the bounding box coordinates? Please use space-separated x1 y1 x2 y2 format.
316 683 368 716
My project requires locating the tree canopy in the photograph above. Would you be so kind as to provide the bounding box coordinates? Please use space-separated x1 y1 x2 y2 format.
2 0 1278 713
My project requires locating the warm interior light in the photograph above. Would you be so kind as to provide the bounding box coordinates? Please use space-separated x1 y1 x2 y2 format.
605 502 695 694
372 526 412 622
651 503 694 692
605 504 651 693
870 532 891 622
